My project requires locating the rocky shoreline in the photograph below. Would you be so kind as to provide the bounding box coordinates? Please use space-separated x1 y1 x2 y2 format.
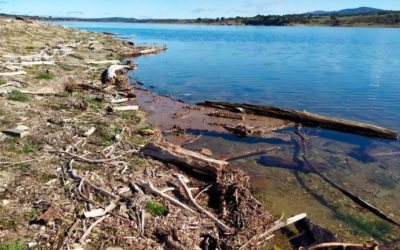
1 17 398 250
0 17 293 250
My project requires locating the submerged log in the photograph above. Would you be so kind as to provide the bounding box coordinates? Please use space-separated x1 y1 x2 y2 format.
295 130 400 229
220 146 280 161
201 101 398 140
141 141 228 176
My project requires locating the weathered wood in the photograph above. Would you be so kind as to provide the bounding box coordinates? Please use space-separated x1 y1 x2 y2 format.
201 101 398 140
239 213 307 249
0 89 56 96
86 60 120 65
18 61 55 66
0 71 27 76
101 63 136 85
111 98 129 104
176 174 232 232
102 64 126 84
2 128 29 138
141 141 228 176
113 105 139 111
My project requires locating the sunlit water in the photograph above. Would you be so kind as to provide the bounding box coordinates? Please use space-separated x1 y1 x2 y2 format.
56 22 400 244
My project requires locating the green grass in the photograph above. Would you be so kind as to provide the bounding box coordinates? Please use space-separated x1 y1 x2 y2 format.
106 53 122 61
0 241 25 250
7 90 29 102
25 46 35 51
84 97 103 111
338 214 392 240
59 64 73 71
370 172 397 189
36 71 54 80
94 122 123 146
0 79 6 86
140 125 155 131
26 208 41 221
18 138 43 154
16 163 31 173
145 200 166 216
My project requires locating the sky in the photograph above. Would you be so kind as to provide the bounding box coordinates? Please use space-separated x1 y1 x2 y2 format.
0 0 400 19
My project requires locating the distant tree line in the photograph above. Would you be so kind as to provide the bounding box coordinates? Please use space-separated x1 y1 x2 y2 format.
2 11 400 27
195 12 400 27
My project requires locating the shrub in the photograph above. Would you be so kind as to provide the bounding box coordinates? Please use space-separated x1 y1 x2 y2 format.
7 89 29 102
145 200 166 216
64 78 78 93
0 241 26 250
36 71 54 80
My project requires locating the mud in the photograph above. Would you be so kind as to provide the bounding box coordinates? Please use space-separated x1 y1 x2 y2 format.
135 88 293 145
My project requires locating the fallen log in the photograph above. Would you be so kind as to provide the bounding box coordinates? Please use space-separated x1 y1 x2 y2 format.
140 141 228 176
0 71 27 76
113 105 139 111
86 60 120 65
201 101 398 140
17 61 55 66
257 155 329 173
101 63 136 85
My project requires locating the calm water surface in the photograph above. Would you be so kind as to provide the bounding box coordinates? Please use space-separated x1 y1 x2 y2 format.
56 22 400 244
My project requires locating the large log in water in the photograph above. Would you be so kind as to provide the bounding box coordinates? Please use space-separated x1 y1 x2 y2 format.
141 141 228 176
201 101 398 140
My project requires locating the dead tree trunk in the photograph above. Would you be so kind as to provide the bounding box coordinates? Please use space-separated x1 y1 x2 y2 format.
200 101 398 140
140 141 228 176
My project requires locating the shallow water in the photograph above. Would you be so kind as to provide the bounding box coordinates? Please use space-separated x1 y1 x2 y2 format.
56 22 400 244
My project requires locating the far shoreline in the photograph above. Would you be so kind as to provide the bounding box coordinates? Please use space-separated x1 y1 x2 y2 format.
50 19 400 29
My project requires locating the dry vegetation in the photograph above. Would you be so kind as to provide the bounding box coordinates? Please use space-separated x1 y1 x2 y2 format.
0 18 282 250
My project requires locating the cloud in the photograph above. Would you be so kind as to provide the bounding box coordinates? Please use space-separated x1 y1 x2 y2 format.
66 11 84 15
0 0 7 4
228 0 285 15
192 8 217 14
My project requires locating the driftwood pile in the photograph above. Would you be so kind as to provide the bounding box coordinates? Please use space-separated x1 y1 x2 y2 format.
136 141 310 249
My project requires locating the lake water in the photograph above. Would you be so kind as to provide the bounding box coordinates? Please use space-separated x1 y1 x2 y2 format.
56 22 400 245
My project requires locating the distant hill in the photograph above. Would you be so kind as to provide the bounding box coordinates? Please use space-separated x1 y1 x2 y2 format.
306 7 387 15
2 7 400 28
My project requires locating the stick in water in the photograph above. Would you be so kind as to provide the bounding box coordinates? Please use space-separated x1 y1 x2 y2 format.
295 130 400 228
